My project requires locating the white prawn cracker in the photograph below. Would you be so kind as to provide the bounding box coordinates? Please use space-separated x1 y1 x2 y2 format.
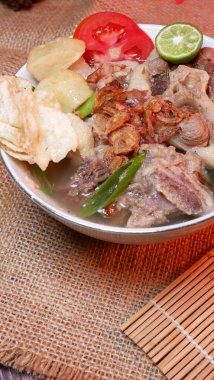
0 76 94 170
121 250 214 380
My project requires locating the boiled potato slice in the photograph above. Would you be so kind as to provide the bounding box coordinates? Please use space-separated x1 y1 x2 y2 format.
36 69 93 113
27 37 85 81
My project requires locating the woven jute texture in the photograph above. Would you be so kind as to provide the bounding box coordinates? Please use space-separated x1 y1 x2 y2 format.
0 1 214 379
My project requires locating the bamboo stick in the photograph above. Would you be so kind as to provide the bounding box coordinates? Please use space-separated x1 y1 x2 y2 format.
167 340 213 379
150 307 214 363
183 358 214 380
121 254 212 334
155 256 213 306
130 267 213 341
139 289 213 350
121 251 214 380
186 350 214 380
149 301 213 362
159 323 213 373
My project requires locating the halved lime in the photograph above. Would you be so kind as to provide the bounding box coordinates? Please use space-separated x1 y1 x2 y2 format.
155 23 203 64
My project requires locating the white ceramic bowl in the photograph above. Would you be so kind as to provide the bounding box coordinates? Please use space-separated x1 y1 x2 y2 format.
1 24 214 244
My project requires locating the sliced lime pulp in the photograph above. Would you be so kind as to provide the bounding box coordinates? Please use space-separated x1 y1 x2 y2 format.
155 22 203 64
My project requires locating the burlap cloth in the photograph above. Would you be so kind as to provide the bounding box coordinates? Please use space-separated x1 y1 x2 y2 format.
0 1 213 379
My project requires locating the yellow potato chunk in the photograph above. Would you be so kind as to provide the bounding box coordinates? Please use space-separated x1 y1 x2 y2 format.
27 37 85 81
36 69 93 113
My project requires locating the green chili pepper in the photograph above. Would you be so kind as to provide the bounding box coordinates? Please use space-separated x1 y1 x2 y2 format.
31 164 53 196
75 92 96 119
80 152 146 217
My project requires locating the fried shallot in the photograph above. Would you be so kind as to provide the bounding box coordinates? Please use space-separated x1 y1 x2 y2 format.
145 97 183 143
109 125 140 155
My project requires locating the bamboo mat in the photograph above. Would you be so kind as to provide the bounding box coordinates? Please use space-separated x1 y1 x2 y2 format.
121 250 214 380
0 0 214 379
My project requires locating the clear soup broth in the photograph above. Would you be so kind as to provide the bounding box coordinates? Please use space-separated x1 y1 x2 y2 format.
30 157 195 228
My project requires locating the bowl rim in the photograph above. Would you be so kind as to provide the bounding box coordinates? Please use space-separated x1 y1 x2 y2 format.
1 23 214 236
1 149 214 235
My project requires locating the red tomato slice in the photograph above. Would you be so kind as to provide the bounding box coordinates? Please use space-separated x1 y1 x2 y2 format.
74 12 154 64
